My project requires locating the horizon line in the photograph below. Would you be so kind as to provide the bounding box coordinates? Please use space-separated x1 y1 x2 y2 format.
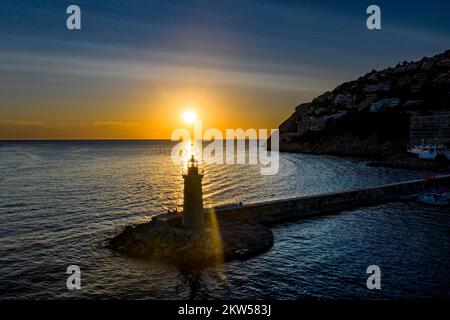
0 138 269 142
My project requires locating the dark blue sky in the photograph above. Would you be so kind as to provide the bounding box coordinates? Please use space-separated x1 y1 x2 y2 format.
1 0 449 138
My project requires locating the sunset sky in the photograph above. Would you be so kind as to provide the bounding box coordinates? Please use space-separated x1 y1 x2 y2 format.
1 0 450 139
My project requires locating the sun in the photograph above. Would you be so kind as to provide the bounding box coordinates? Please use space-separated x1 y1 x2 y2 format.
182 110 197 124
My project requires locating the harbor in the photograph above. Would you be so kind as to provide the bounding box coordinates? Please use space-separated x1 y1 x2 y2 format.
2 140 450 299
108 155 450 266
2 0 450 304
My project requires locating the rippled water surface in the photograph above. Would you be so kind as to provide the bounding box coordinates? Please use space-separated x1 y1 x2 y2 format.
0 141 449 299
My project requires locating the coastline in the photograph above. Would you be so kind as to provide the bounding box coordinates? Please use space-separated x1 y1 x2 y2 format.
278 141 450 172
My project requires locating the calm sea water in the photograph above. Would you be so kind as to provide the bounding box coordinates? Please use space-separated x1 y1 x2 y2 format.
0 140 449 299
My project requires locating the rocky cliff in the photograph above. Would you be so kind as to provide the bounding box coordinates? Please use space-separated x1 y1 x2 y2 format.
278 49 450 169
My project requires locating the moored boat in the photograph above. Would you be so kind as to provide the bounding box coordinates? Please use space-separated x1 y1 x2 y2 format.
417 193 449 206
408 143 449 161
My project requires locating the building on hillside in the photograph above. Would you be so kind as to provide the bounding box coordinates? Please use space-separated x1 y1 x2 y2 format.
298 111 347 135
409 112 450 147
369 98 401 112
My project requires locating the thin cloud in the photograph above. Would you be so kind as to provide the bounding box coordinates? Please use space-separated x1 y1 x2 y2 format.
0 120 44 126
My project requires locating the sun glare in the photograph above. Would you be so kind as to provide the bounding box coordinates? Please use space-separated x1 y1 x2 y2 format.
183 111 197 124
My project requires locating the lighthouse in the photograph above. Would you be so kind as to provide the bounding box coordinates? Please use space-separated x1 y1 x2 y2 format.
182 155 204 231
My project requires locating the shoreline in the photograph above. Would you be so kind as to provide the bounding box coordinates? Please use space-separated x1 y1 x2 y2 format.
278 141 450 172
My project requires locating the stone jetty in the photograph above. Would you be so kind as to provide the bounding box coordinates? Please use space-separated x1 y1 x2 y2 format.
108 159 450 266
108 217 273 266
108 156 274 266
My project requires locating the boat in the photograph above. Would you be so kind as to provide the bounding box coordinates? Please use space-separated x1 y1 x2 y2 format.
417 193 449 206
408 143 449 161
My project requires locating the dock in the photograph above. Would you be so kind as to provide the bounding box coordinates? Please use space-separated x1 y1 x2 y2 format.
110 174 450 266
201 175 450 226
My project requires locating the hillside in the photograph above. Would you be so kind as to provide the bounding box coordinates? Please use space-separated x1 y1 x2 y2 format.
278 49 450 169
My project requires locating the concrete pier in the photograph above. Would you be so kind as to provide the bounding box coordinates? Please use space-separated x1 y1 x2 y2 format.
202 175 450 226
109 175 449 266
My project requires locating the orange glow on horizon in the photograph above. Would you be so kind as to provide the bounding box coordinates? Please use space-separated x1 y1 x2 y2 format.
0 86 294 140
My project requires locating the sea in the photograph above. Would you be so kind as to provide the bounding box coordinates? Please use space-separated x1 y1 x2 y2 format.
0 140 449 299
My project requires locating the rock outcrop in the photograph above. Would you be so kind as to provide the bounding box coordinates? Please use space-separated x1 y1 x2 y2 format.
107 215 274 267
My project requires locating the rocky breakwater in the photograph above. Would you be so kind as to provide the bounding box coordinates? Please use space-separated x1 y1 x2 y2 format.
107 215 274 267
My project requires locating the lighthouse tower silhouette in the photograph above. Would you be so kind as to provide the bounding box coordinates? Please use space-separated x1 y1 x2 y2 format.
182 155 204 231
